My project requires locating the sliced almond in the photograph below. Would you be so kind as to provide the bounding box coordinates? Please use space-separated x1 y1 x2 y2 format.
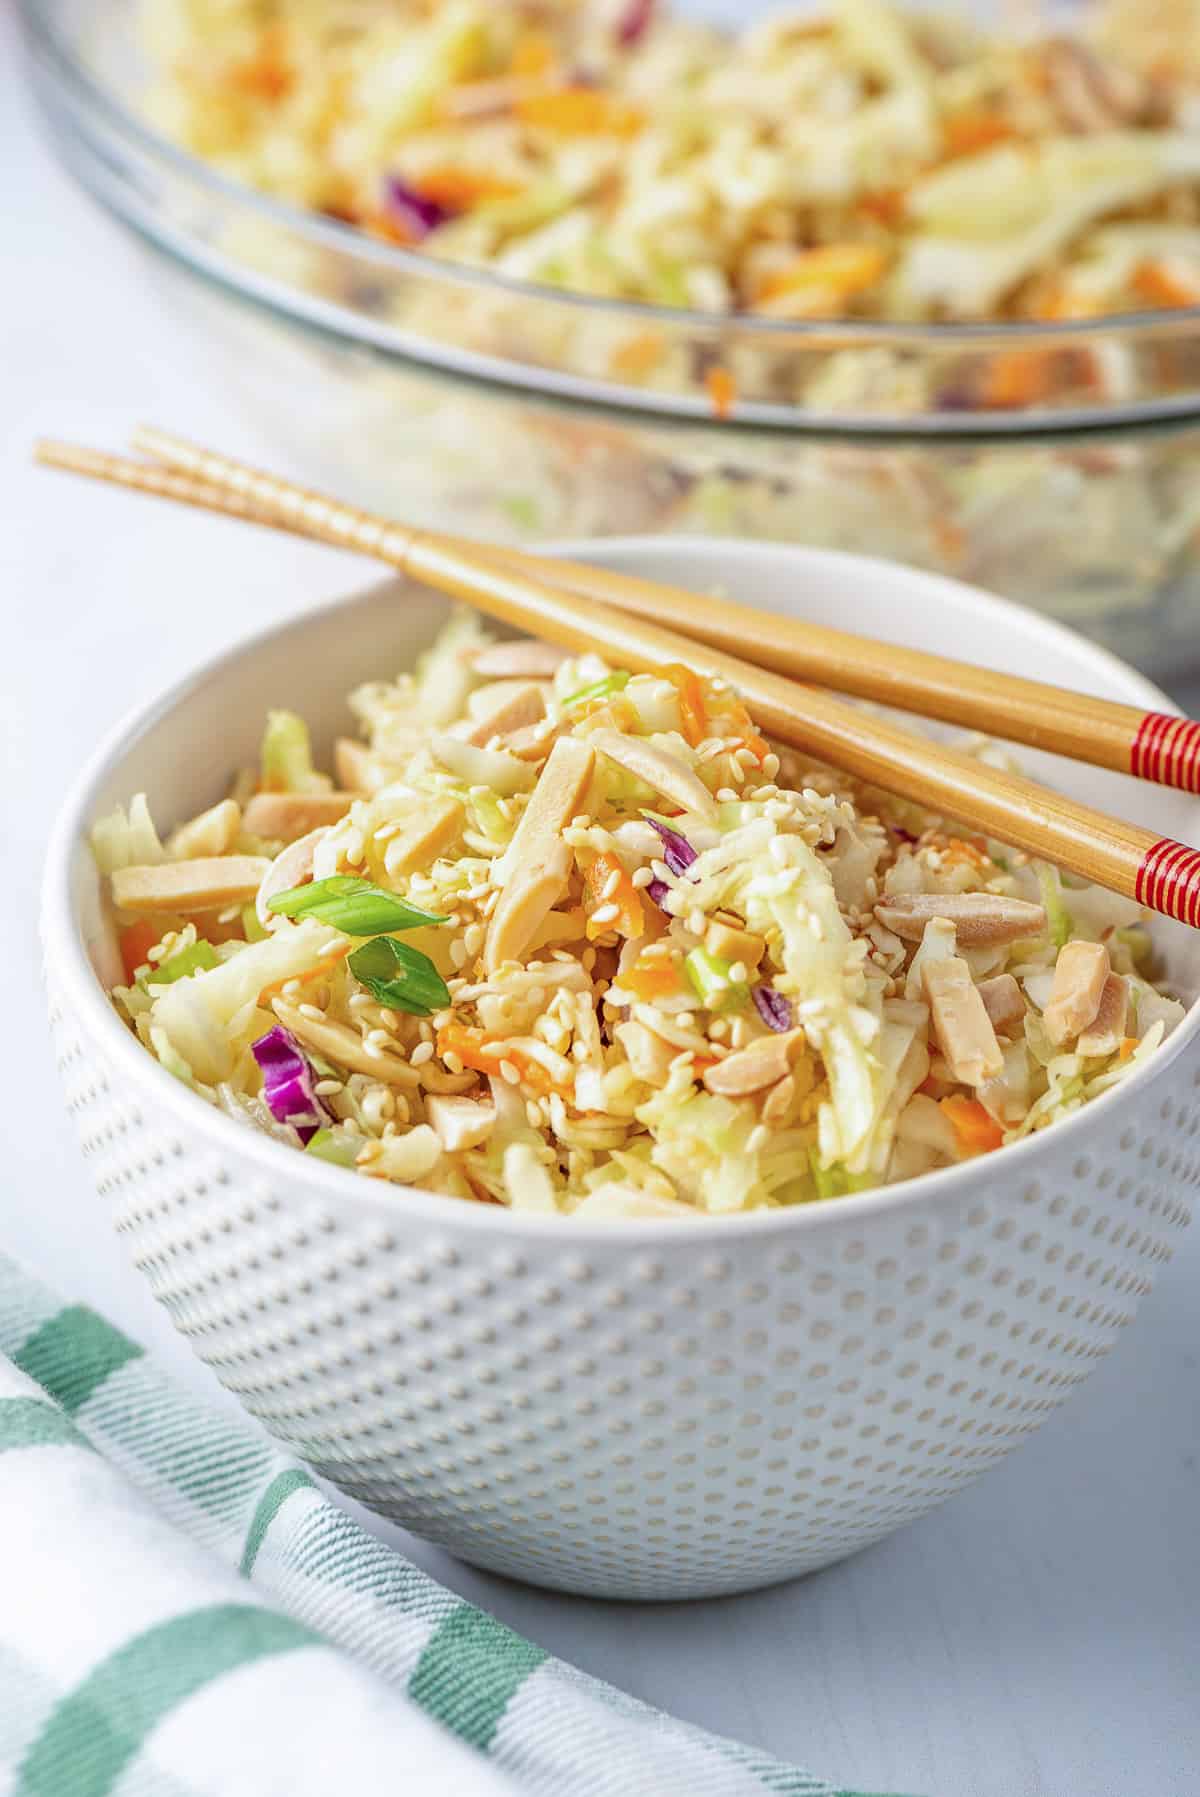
976 972 1025 1035
1044 940 1110 1046
615 1018 679 1087
761 1072 797 1127
430 733 535 797
113 856 270 915
494 736 595 888
242 791 356 842
876 892 1046 946
464 681 548 746
334 737 394 794
486 842 573 975
500 717 562 762
471 639 568 679
256 827 329 929
922 956 1003 1086
704 919 765 967
382 797 462 879
168 798 241 860
590 728 717 821
425 1094 496 1153
702 1028 807 1097
271 998 419 1086
1077 973 1129 1057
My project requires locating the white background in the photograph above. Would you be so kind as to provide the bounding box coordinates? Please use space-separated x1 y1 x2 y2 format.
2 7 1198 1793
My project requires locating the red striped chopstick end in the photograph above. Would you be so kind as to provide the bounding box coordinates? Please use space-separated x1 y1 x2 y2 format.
1135 838 1200 925
1130 713 1200 792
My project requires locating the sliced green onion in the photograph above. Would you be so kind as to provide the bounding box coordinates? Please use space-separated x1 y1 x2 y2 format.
562 670 631 710
348 935 451 1018
268 876 447 935
684 946 748 1014
141 940 218 987
305 1128 362 1169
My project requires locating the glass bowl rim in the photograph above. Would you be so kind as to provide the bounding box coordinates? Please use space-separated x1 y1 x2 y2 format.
24 0 1200 435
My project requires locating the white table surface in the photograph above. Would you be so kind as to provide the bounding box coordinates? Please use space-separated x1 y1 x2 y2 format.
3 14 1198 1795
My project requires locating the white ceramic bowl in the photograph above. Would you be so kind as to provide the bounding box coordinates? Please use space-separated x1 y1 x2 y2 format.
42 541 1200 1600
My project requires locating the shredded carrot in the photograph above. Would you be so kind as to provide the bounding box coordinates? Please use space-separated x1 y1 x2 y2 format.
857 187 906 227
929 832 990 870
623 951 681 1003
1118 1036 1139 1061
509 30 555 77
941 110 1014 160
257 944 351 1009
575 694 639 733
436 1024 561 1096
515 88 644 137
724 701 770 762
1132 259 1200 310
119 921 160 984
415 166 523 210
361 209 419 247
662 664 708 748
753 244 887 312
610 329 668 378
704 365 737 420
941 1095 1004 1155
583 853 645 941
228 26 292 101
978 349 1054 410
1030 279 1103 322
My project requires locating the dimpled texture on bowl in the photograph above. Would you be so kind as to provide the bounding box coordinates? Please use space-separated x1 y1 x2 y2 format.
43 542 1200 1598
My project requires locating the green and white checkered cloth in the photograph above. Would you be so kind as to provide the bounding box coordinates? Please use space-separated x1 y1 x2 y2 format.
0 1253 907 1797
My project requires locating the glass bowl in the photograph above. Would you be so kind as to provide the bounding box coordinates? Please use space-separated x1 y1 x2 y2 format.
21 0 1200 673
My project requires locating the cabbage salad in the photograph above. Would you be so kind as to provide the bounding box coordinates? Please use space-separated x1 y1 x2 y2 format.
93 614 1184 1218
143 0 1200 328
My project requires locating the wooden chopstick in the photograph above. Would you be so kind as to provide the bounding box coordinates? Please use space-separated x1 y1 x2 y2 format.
34 433 1200 929
132 426 1200 799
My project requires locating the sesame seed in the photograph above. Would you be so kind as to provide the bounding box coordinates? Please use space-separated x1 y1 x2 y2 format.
762 753 781 778
450 940 469 969
410 1041 434 1067
590 902 620 926
630 866 653 890
282 979 301 999
728 961 748 985
499 1060 521 1085
313 1079 343 1096
688 907 706 935
363 1041 386 1060
364 1028 392 1052
298 1002 325 1022
464 922 484 956
715 787 739 803
600 868 621 902
443 1050 465 1075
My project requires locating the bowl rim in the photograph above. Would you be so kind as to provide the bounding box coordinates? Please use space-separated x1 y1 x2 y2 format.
43 534 1200 1243
22 0 1200 437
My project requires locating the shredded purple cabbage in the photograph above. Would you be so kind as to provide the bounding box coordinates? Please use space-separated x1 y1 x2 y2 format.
616 0 656 46
647 818 697 878
252 1025 332 1144
752 984 792 1033
646 878 671 910
382 177 449 241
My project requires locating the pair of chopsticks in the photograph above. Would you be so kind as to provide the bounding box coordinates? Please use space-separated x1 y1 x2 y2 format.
35 427 1200 930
